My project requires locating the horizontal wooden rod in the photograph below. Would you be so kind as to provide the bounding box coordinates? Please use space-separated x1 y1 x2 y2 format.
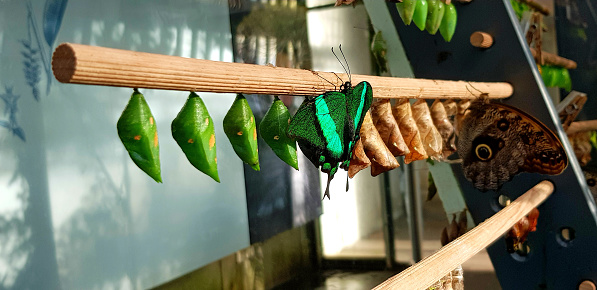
567 120 597 135
521 0 550 15
373 180 554 290
51 43 513 100
530 48 577 69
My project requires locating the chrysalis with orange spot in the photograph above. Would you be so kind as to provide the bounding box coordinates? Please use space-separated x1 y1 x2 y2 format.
223 93 260 171
117 89 162 182
171 92 220 182
259 96 298 170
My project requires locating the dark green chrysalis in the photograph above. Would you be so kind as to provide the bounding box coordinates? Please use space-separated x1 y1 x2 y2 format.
288 81 373 199
117 89 162 183
439 3 457 42
223 94 260 171
171 92 219 182
259 96 299 170
426 0 445 35
371 31 388 73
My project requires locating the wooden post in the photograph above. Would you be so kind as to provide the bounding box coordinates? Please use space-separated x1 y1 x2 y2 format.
51 43 513 100
373 180 554 290
530 48 577 69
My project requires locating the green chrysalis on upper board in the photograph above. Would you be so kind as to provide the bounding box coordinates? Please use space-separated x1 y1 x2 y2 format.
224 93 260 171
288 81 373 199
371 31 388 73
439 3 457 42
171 92 220 182
259 96 299 170
426 0 445 35
117 89 162 183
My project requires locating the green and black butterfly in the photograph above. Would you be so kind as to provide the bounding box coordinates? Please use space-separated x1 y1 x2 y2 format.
288 78 373 199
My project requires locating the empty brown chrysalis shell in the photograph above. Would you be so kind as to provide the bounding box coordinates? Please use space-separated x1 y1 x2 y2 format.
431 99 457 158
392 99 428 163
443 99 457 117
454 99 471 136
412 99 443 160
568 131 592 166
360 111 400 176
348 138 371 178
457 100 568 191
370 99 410 156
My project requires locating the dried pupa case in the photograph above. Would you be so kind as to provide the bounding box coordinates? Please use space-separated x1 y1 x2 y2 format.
392 99 428 163
171 92 219 182
370 99 410 156
412 99 443 160
259 96 299 170
223 93 260 171
117 89 162 182
360 111 400 176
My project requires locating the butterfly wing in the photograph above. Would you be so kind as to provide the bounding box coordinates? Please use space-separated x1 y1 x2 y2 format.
457 101 567 192
346 81 373 141
288 98 325 167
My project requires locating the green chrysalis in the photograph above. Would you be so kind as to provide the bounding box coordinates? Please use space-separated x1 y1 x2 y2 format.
396 0 417 25
371 31 388 73
413 0 429 31
426 0 445 35
223 93 260 171
117 89 162 183
171 92 220 182
259 96 299 170
439 3 457 42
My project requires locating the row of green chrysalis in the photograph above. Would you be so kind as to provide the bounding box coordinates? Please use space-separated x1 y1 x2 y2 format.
117 89 298 183
396 0 457 42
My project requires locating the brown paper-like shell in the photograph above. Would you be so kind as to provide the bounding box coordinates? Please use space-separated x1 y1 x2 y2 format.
348 138 371 178
454 99 471 136
392 99 428 163
360 111 400 176
569 131 592 166
431 99 456 158
412 99 443 160
370 99 410 156
443 99 457 117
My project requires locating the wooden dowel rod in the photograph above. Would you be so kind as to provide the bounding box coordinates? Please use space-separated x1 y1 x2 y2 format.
521 0 550 15
373 180 554 290
567 120 597 135
51 43 513 100
530 48 577 69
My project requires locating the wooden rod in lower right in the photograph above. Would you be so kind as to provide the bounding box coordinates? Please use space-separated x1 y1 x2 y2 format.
373 180 554 290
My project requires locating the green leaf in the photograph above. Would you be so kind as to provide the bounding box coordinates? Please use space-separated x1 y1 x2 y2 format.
172 92 220 182
260 97 299 170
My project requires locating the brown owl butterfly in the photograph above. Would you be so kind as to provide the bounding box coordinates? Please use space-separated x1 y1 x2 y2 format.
457 101 568 192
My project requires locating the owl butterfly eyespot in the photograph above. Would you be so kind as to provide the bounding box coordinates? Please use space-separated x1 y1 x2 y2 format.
457 101 568 192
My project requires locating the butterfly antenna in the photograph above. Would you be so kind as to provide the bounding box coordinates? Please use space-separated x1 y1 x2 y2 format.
332 47 350 82
313 71 337 91
339 44 352 83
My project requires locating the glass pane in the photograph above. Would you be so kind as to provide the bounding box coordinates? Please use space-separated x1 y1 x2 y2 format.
0 1 249 289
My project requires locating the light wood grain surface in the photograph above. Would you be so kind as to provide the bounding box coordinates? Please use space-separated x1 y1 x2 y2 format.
52 43 513 100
